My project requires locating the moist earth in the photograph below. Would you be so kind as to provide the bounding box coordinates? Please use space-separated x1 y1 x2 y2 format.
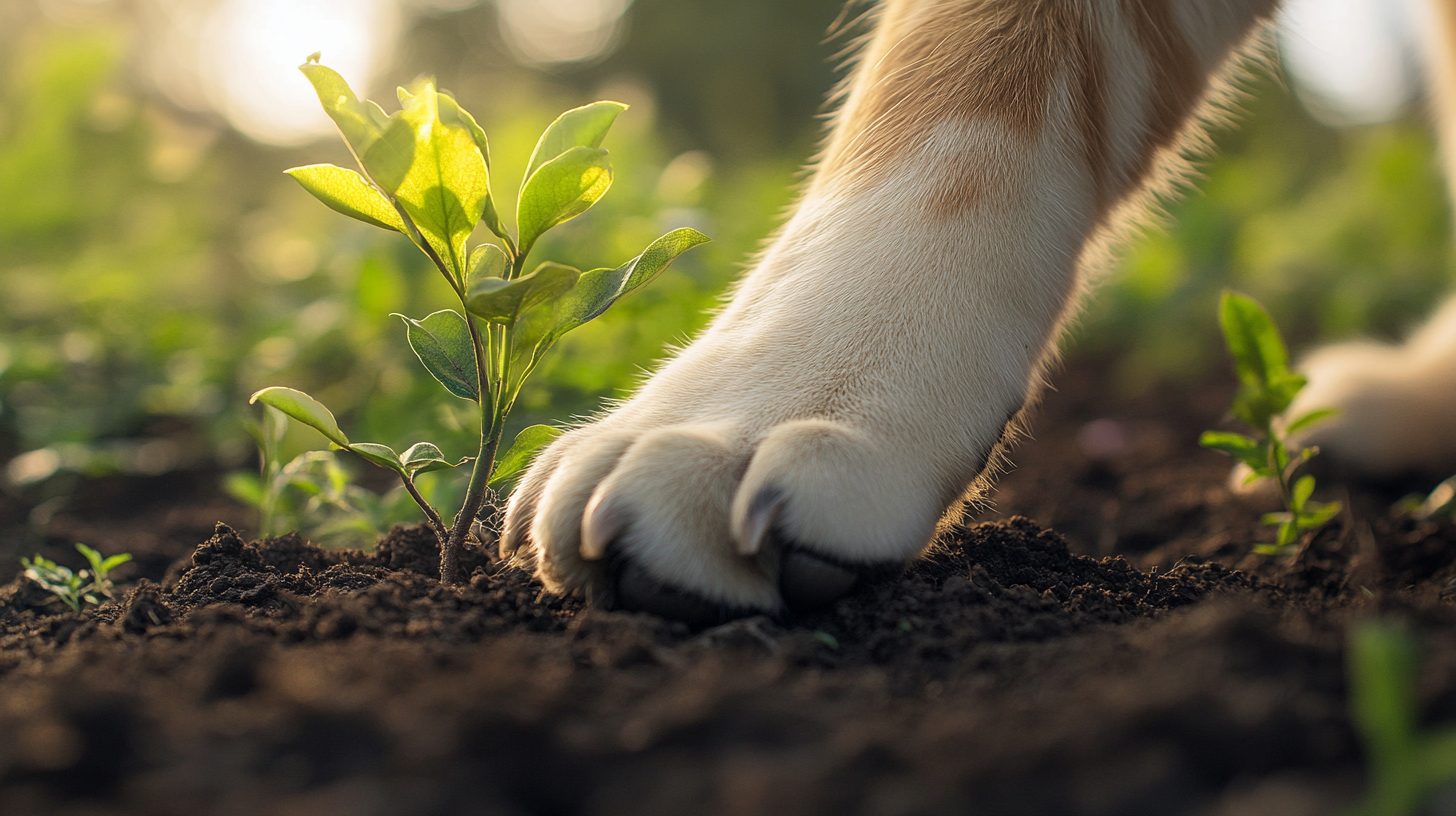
3 365 1456 816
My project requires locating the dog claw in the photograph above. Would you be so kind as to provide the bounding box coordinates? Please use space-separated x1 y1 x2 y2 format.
615 560 737 629
779 548 859 612
580 494 623 561
738 487 784 556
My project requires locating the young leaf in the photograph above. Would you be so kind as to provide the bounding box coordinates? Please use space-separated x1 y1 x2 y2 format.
516 146 612 256
541 227 712 348
284 164 406 232
347 442 405 472
465 263 580 327
1292 473 1316 512
523 101 627 182
250 387 351 448
384 82 491 278
1218 290 1293 395
401 442 467 475
97 553 133 574
1298 500 1342 529
621 227 711 297
465 244 510 291
394 310 480 401
438 90 490 167
299 62 388 161
489 425 563 489
1287 407 1339 437
1198 430 1268 474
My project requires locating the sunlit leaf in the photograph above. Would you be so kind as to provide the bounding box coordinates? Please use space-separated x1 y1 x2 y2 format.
465 243 510 291
1287 407 1339 437
401 442 468 475
516 146 612 256
1198 430 1268 474
284 164 406 232
489 425 562 490
1298 500 1342 529
523 101 627 182
439 90 490 168
250 386 350 448
299 62 386 162
1292 473 1315 512
395 310 479 401
621 227 711 297
348 442 404 472
381 82 491 278
465 263 580 327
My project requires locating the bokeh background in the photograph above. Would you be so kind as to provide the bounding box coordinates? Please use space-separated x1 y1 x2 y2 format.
0 0 1446 543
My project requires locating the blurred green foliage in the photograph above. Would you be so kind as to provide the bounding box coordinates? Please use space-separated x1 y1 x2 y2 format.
0 0 1452 541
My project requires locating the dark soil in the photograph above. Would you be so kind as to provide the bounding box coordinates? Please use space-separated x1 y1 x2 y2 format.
5 363 1456 815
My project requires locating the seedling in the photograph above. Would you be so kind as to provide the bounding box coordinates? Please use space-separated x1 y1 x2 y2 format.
1345 620 1456 816
249 56 707 583
1200 290 1340 556
21 543 132 612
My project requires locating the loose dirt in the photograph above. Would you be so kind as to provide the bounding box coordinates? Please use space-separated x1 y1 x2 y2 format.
4 364 1456 815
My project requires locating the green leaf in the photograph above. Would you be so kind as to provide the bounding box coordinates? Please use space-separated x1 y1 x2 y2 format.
1298 500 1342 529
400 442 467 475
1219 290 1292 393
621 227 712 297
76 543 103 573
1198 430 1269 474
1261 511 1294 526
347 442 404 472
1276 520 1300 549
465 244 510 291
439 90 489 168
284 164 406 232
223 471 267 507
542 227 712 347
1292 474 1315 512
383 82 491 279
465 263 580 327
489 425 563 489
299 62 389 162
1349 621 1420 755
516 146 612 256
250 387 350 448
523 100 627 182
394 310 479 401
1287 407 1339 436
480 194 512 248
97 553 132 573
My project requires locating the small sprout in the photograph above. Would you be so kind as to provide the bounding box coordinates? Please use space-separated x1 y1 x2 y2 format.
1200 291 1340 557
247 59 709 583
1345 620 1456 816
21 543 132 612
897 619 913 633
812 631 840 650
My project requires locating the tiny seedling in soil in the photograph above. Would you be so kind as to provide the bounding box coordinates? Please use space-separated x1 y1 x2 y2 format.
21 543 132 613
249 55 708 583
1345 620 1456 816
1200 290 1340 556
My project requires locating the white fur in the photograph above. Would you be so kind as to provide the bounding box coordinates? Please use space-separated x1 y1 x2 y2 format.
503 0 1451 611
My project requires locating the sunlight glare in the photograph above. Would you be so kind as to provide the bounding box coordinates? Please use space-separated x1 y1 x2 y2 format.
1278 0 1425 125
199 0 400 146
496 0 633 66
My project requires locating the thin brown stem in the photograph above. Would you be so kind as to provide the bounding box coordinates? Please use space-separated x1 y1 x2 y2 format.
400 473 447 543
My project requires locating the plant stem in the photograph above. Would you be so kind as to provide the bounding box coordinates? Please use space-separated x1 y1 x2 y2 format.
400 474 447 543
441 312 501 585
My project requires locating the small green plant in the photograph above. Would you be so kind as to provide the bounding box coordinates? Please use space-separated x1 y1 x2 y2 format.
1345 620 1456 816
248 55 707 583
1200 290 1340 556
21 543 132 612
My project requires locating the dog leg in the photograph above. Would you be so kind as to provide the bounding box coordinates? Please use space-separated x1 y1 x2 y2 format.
503 0 1281 622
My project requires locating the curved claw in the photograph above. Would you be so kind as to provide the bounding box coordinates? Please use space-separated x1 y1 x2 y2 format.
778 547 860 612
580 493 624 561
737 487 785 556
615 560 747 629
